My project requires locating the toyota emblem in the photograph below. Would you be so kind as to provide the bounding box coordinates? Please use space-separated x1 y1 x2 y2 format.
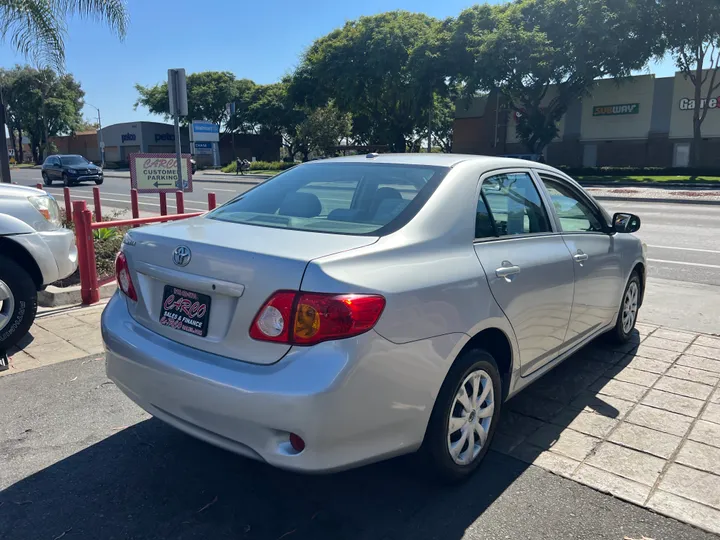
172 246 191 267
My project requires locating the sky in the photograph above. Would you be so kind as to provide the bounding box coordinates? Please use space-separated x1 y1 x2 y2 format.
0 0 678 128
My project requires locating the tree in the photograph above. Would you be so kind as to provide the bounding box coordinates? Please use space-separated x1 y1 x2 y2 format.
247 81 306 160
135 71 238 126
452 0 658 155
74 117 100 132
658 0 720 167
0 0 128 181
295 103 352 159
292 11 446 152
3 66 84 163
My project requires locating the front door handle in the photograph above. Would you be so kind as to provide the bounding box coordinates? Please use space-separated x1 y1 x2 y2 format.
573 251 589 263
496 263 521 280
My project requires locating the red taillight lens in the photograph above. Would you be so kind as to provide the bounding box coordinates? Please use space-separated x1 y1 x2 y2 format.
250 291 385 346
115 251 137 301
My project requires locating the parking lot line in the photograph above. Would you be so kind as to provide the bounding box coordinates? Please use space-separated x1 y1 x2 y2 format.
648 245 720 255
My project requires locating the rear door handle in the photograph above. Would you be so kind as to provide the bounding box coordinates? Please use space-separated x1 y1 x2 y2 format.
573 253 589 262
496 264 521 279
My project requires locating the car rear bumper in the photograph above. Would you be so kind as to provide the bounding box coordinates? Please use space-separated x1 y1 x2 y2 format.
101 293 464 472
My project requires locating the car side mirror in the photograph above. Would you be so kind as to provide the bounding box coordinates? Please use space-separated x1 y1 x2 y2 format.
613 212 641 233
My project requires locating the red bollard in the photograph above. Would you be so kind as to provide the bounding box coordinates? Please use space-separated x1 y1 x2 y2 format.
207 192 216 211
72 201 99 305
63 187 72 223
176 191 185 214
36 183 42 190
130 188 139 221
93 186 102 222
159 192 168 216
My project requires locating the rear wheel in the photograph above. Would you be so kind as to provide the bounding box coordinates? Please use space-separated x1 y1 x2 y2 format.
0 255 38 351
423 349 502 482
608 272 641 344
42 172 52 186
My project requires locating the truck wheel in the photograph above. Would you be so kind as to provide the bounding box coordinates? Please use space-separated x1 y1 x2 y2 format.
0 255 38 351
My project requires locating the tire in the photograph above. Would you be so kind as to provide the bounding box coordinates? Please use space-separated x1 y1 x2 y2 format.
42 172 52 186
608 271 641 344
423 349 502 482
62 173 70 187
95 178 103 185
0 255 38 351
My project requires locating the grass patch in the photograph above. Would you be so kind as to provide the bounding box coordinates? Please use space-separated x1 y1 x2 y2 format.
575 175 720 184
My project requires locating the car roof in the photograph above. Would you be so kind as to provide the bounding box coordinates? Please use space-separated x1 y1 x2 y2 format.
307 153 560 173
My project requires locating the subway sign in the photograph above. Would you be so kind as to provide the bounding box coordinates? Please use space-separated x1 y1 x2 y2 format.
679 97 720 110
592 103 640 116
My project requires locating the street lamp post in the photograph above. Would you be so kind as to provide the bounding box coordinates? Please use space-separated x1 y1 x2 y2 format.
86 103 105 168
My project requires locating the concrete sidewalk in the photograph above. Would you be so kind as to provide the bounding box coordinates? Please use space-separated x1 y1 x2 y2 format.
2 298 720 534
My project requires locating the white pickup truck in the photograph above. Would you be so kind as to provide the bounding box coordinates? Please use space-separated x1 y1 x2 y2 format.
0 184 78 352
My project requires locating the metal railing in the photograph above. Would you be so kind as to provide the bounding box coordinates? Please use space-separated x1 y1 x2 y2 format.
54 185 217 305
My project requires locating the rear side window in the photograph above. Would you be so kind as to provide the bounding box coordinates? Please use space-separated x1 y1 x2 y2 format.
209 162 449 236
476 172 551 238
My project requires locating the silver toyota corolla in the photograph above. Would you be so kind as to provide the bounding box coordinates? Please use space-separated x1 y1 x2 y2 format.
102 154 645 481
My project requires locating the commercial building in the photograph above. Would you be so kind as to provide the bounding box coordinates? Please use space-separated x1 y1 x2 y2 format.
453 72 720 168
99 121 190 164
48 121 281 166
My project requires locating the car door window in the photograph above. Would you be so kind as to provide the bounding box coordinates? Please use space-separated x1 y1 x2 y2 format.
477 172 551 238
541 177 605 233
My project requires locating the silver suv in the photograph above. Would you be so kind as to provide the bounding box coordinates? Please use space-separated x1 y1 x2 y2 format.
0 184 78 351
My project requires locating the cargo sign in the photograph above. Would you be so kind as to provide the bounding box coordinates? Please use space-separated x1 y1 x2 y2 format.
129 153 193 193
592 103 640 116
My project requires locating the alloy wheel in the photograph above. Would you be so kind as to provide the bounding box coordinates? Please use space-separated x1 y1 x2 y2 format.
0 279 15 333
622 281 639 334
447 369 495 465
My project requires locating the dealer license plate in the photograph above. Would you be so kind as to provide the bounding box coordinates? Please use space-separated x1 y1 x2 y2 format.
159 285 212 337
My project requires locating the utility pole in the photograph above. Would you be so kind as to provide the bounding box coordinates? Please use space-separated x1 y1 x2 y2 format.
168 68 188 190
87 103 105 167
0 86 11 183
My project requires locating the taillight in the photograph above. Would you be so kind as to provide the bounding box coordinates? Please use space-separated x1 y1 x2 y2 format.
250 291 385 346
115 251 138 301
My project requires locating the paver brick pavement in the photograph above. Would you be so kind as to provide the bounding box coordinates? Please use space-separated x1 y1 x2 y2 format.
2 304 720 535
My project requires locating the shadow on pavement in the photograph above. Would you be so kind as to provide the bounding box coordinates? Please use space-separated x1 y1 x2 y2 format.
1 330 647 540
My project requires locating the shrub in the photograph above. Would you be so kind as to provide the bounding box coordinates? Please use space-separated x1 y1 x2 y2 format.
221 160 296 173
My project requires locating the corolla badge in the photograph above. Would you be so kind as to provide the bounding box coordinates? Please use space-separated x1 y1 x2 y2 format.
172 246 191 267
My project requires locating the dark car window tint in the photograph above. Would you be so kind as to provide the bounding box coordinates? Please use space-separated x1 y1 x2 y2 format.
475 195 496 238
60 155 89 166
209 162 449 236
480 173 551 236
542 178 604 233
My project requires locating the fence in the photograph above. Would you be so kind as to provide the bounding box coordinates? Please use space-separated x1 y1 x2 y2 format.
45 184 218 305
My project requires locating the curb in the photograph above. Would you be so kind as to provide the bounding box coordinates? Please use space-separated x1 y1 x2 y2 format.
38 282 117 307
594 195 720 206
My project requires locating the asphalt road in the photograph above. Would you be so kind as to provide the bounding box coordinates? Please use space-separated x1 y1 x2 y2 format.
10 168 720 286
2 356 716 540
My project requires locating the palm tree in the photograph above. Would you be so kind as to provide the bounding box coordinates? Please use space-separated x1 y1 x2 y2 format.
0 0 129 182
0 0 128 69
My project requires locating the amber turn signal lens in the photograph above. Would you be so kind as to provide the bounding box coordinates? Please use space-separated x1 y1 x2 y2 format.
294 303 321 339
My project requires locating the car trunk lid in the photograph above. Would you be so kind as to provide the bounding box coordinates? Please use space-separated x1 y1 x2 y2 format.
123 216 378 364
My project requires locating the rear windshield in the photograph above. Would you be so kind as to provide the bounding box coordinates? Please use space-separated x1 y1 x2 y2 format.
208 162 449 235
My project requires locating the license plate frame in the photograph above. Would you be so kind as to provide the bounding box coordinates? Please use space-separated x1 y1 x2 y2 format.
159 285 212 337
